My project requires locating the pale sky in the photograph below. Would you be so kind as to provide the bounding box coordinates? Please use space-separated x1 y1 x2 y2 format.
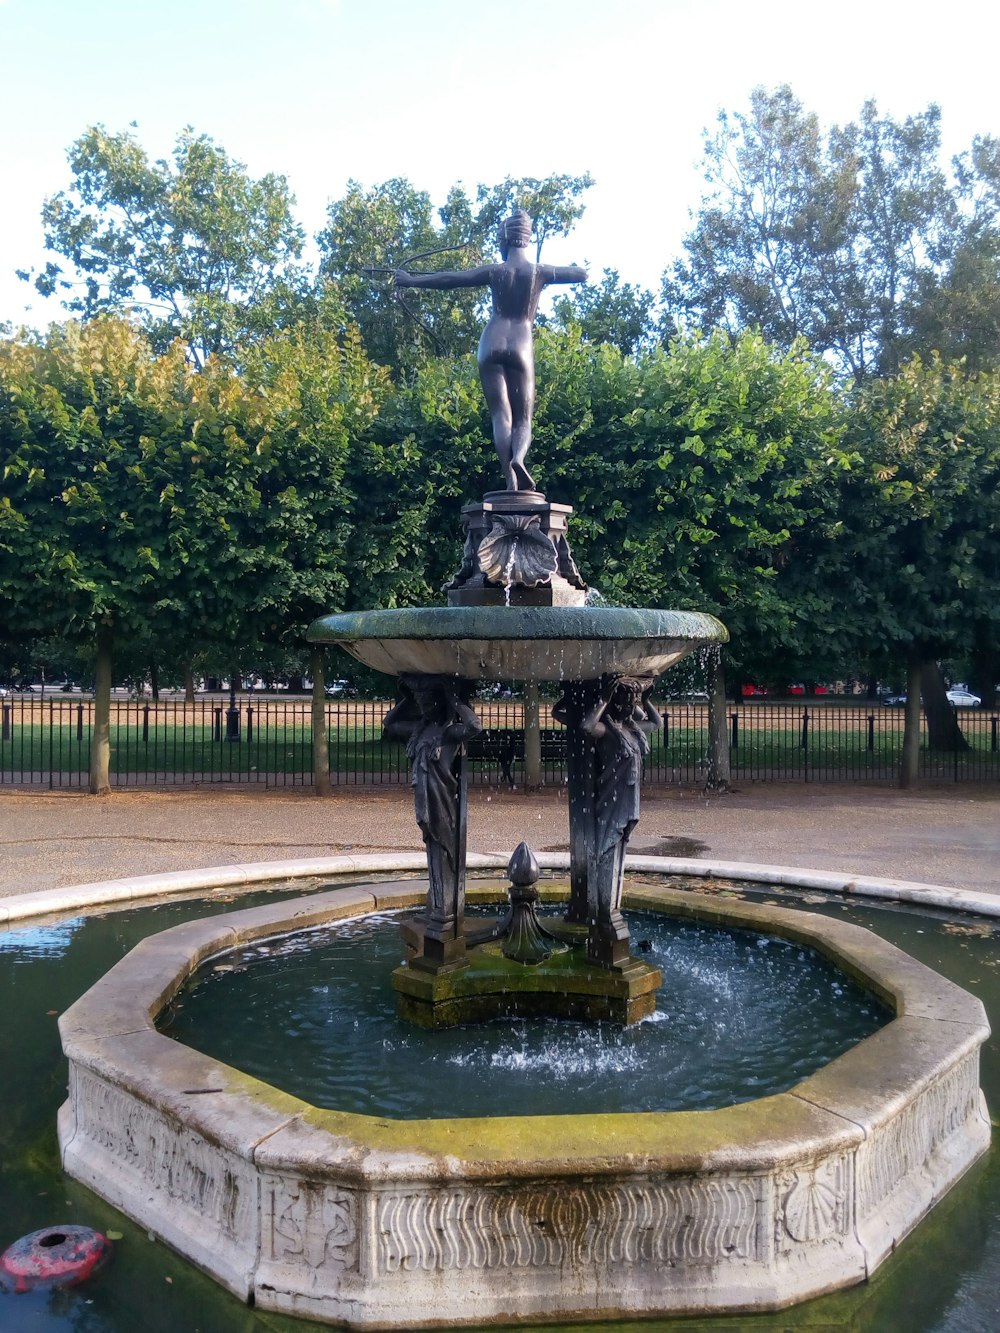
3 0 1000 328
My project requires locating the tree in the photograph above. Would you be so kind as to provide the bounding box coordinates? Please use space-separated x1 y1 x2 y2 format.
471 173 594 264
551 269 657 357
21 126 306 367
663 87 955 380
316 173 594 372
0 316 385 791
316 179 483 371
827 356 1000 778
907 134 1000 372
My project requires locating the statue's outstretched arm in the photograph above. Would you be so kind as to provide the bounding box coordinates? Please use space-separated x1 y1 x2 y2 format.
539 264 588 286
395 265 494 291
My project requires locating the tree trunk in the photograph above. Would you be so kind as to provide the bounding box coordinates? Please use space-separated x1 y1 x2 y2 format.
149 664 159 703
184 664 195 705
89 622 113 795
311 646 331 796
920 660 968 750
898 653 923 788
705 650 732 790
523 680 542 790
970 632 999 710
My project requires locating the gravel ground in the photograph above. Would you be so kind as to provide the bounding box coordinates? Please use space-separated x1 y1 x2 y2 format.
2 782 999 898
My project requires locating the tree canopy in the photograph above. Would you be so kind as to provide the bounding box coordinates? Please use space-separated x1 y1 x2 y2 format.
20 126 307 367
661 86 991 380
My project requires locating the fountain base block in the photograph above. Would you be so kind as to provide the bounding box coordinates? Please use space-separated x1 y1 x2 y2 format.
392 940 663 1028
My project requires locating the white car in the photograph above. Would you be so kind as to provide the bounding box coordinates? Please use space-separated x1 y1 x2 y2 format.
946 689 981 707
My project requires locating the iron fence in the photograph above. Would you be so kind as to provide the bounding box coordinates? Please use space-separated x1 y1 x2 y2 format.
1 695 998 789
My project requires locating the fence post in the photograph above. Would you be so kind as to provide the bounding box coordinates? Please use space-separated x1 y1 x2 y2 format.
867 714 875 751
247 704 254 743
142 704 150 743
663 712 669 749
213 708 223 742
1 704 10 742
730 712 738 749
800 707 809 750
76 703 84 743
992 717 998 753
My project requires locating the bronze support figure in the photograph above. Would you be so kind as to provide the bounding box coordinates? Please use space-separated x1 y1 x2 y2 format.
383 674 483 969
554 676 662 968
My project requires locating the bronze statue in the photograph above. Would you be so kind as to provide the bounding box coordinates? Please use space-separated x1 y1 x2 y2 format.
382 674 482 963
580 676 662 965
395 210 586 492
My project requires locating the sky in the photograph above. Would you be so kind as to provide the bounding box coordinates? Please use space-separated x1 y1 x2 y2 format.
3 0 1000 328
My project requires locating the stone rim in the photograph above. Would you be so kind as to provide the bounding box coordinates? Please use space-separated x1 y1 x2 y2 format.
306 605 729 644
55 878 992 1325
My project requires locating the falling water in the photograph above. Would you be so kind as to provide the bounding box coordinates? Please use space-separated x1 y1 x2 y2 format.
503 543 517 608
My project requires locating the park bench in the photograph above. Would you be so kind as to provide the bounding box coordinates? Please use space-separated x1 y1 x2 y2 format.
466 727 568 785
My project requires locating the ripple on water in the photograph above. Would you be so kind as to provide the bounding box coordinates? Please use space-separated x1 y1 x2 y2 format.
166 909 889 1119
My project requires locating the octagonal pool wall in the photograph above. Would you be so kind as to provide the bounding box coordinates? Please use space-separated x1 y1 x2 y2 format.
57 880 990 1328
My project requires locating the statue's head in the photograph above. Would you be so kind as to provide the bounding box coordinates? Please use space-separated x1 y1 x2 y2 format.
401 673 451 723
499 209 533 258
606 676 647 722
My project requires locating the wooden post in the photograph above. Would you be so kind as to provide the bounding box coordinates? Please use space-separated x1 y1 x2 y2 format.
899 653 923 788
311 646 331 796
89 622 113 795
523 680 542 789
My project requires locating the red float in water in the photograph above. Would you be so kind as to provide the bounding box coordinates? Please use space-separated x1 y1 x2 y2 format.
0 1225 112 1293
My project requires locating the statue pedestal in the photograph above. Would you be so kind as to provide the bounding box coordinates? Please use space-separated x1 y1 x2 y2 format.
447 491 587 607
392 937 663 1029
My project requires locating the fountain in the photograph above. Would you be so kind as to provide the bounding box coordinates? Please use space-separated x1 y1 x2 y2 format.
310 212 726 1024
54 211 990 1328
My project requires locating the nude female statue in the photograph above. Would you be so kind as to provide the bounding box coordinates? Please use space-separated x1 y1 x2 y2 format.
395 210 587 491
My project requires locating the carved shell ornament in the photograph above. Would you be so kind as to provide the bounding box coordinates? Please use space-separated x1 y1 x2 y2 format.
782 1171 840 1242
477 515 558 588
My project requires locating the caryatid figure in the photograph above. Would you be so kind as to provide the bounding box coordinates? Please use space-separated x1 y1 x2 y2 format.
395 210 587 492
382 674 482 962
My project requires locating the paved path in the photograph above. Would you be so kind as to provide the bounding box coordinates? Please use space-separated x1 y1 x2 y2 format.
2 782 998 898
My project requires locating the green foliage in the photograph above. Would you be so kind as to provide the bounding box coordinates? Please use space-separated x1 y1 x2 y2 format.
316 173 593 372
830 356 1000 668
551 269 657 357
22 126 306 366
0 316 388 670
663 87 956 379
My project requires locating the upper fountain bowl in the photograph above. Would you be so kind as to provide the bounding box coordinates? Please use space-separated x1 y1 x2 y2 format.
306 606 728 681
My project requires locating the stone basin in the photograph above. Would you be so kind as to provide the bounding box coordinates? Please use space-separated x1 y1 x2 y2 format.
58 879 990 1328
306 605 728 680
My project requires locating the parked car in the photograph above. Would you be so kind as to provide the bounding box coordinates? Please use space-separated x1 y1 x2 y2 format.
0 686 8 698
325 680 349 697
881 693 907 706
946 689 981 707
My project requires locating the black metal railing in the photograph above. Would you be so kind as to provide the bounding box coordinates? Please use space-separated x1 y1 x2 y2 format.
1 695 998 789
